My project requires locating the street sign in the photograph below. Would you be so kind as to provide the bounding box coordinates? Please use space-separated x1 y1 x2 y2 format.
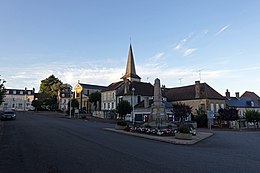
207 111 214 119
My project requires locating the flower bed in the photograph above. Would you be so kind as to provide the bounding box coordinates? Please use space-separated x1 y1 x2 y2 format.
125 126 175 136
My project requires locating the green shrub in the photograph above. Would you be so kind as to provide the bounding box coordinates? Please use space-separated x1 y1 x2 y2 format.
177 125 190 134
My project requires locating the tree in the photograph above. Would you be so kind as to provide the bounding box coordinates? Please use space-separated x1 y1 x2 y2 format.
0 78 6 105
194 107 208 128
39 75 63 110
116 100 132 120
172 103 192 124
88 91 101 111
32 100 43 111
245 110 260 129
218 108 239 128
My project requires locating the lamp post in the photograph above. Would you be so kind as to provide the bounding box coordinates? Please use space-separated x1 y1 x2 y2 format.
67 85 72 119
132 87 135 126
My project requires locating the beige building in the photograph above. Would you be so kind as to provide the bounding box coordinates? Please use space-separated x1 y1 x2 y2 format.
0 88 35 111
165 81 226 115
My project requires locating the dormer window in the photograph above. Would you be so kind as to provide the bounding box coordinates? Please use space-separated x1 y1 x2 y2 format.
251 101 254 107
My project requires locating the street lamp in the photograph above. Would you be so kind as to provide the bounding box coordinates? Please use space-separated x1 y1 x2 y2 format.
132 87 135 126
67 85 72 119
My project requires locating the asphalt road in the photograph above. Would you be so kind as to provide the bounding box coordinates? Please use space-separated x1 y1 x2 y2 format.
0 112 260 173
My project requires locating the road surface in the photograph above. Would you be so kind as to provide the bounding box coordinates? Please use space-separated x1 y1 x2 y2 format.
0 112 259 173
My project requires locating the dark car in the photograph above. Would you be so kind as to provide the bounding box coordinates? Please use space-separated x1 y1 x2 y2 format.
1 110 16 120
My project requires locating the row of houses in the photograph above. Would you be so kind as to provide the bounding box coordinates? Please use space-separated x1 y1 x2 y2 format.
1 44 260 125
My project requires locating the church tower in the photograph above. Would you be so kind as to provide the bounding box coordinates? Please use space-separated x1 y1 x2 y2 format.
121 44 141 82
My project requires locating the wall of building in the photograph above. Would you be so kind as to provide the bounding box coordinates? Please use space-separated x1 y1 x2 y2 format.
172 99 225 115
1 94 34 111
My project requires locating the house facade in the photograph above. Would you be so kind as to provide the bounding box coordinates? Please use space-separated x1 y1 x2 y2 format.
0 88 35 111
165 81 226 116
226 90 260 117
74 82 106 113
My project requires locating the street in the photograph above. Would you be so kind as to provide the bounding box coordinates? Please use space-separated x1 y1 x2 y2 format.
0 112 260 173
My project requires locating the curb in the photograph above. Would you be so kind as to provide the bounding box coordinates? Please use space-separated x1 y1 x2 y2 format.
104 128 213 145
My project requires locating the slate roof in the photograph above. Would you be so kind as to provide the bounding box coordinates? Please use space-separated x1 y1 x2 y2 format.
101 81 124 92
5 88 35 95
241 91 260 104
121 44 141 80
79 83 107 90
226 97 260 108
165 82 225 101
117 81 154 96
135 99 173 109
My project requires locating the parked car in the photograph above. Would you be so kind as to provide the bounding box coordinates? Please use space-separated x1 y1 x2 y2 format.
1 110 16 120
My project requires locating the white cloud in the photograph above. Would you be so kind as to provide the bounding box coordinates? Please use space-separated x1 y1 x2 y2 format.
149 52 165 62
216 24 231 36
183 48 197 56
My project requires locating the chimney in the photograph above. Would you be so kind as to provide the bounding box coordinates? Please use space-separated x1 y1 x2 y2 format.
144 96 149 108
225 89 230 99
195 81 200 98
235 92 239 99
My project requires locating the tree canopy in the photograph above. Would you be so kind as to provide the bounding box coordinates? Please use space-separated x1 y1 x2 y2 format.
88 91 101 111
172 102 192 123
39 75 65 110
245 110 260 128
116 100 132 119
218 108 239 121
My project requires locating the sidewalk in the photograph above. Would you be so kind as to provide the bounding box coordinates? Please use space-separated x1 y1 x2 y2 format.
104 128 213 145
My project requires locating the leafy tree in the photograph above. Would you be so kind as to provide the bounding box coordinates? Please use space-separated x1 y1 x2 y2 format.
217 108 239 128
32 100 43 111
172 103 192 124
0 79 6 105
39 75 63 110
88 91 101 111
116 100 132 119
194 107 208 128
245 110 260 129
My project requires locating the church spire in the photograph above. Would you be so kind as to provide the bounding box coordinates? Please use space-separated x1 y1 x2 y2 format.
121 44 141 82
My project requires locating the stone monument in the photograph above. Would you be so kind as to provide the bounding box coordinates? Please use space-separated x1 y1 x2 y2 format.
149 78 168 128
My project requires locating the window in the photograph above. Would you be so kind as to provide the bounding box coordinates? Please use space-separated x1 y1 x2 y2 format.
28 91 31 95
12 104 15 108
112 102 114 109
18 103 23 109
20 91 23 94
13 90 16 94
216 104 219 113
13 98 15 102
6 90 9 94
87 90 90 95
210 103 214 112
108 103 110 109
104 103 106 109
221 104 224 109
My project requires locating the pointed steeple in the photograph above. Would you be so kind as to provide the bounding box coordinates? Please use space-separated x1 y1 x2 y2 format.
121 44 141 82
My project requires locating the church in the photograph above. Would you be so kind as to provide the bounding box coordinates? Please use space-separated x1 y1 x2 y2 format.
101 44 154 120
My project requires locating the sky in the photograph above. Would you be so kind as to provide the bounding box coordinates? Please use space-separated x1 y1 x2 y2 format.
0 0 260 97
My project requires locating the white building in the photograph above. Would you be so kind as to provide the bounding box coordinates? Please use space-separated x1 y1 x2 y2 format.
0 88 35 111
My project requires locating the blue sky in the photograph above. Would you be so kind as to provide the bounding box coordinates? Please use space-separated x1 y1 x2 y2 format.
1 0 260 96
